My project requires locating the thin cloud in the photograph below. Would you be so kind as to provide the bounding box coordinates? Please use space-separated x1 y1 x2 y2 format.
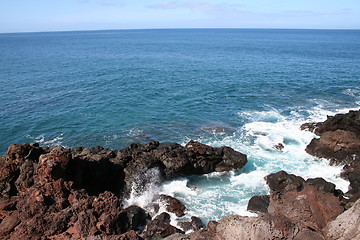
76 0 122 7
282 8 352 17
148 1 279 21
147 1 352 19
77 0 91 3
148 1 245 12
99 1 122 7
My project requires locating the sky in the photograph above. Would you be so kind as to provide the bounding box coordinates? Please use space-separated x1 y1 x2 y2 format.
0 0 359 33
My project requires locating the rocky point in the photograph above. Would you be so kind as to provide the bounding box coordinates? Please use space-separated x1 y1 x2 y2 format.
0 140 247 239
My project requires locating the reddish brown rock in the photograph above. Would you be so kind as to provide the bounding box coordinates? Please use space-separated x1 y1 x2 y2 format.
142 217 184 239
166 214 325 240
324 198 360 240
39 146 71 178
307 110 360 136
266 171 344 231
305 130 360 166
0 143 46 197
0 140 247 239
0 144 129 239
303 110 360 202
0 211 20 236
167 171 348 240
118 230 144 240
159 195 186 217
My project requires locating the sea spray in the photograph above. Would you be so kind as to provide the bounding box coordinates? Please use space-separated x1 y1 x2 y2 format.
123 167 162 213
151 106 352 224
123 168 198 228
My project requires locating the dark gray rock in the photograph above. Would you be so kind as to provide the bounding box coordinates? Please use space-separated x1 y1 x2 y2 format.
247 195 270 214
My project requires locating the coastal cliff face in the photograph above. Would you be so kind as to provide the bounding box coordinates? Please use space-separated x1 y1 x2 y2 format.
0 141 246 239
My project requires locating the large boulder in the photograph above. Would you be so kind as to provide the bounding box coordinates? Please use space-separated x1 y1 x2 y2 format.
185 141 247 173
159 195 186 217
324 198 360 240
142 220 183 240
122 140 247 194
302 110 360 202
303 110 360 136
305 130 360 166
266 171 344 231
247 195 270 214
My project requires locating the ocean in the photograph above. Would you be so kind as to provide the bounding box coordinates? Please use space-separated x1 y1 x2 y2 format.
1 29 360 224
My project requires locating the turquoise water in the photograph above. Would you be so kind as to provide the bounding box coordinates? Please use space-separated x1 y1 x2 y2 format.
1 29 360 223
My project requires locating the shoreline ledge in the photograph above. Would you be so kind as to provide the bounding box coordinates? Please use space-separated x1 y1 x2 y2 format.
0 140 247 239
0 110 359 239
169 109 360 240
302 109 360 202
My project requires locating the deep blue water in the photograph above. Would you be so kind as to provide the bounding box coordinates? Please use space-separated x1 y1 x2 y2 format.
1 29 360 222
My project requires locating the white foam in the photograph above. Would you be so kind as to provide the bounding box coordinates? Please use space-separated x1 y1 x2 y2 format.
123 103 357 224
123 168 162 209
230 170 268 191
172 104 355 222
342 87 360 98
227 202 258 217
161 179 198 197
238 108 285 123
26 134 64 146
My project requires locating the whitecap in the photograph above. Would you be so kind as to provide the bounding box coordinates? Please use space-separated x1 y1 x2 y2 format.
172 103 354 223
26 134 64 147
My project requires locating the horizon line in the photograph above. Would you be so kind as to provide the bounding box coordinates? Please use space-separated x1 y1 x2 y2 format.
1 27 360 35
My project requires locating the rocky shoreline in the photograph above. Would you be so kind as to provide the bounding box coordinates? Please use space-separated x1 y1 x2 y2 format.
0 110 359 239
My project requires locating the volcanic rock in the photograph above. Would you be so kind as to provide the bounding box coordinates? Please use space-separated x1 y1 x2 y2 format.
307 110 360 136
153 212 171 224
266 171 344 231
122 140 247 195
142 216 184 239
178 216 206 232
247 195 270 214
159 195 186 217
166 214 325 240
323 198 360 240
169 171 349 240
274 143 284 151
303 110 360 202
190 216 206 230
0 140 247 239
123 205 151 231
265 170 305 193
306 130 360 165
